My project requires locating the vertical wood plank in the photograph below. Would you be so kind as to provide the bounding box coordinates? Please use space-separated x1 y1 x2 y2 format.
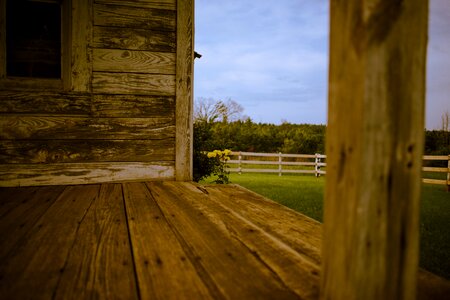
0 186 65 260
71 0 93 91
53 184 138 299
122 182 212 299
180 182 320 299
0 0 5 79
321 1 429 299
146 181 299 299
0 187 40 218
175 0 194 181
61 0 71 90
0 185 99 299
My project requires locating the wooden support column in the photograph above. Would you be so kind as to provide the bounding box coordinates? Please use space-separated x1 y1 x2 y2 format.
175 0 194 181
322 1 428 299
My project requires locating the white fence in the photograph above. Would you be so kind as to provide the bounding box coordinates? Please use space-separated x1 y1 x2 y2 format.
226 151 326 177
422 155 450 189
226 151 450 189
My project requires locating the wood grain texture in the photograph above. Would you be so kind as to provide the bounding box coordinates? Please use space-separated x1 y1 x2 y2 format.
61 0 71 90
93 72 175 95
322 1 429 299
93 49 175 74
0 185 99 299
53 184 138 299
0 116 175 140
0 186 65 260
93 26 176 52
0 162 174 187
0 139 175 164
1 182 448 298
175 0 194 181
206 184 322 265
0 91 174 117
92 94 175 117
147 181 299 299
0 186 40 217
0 77 63 90
0 91 91 115
94 0 176 10
70 0 93 92
0 0 5 79
123 182 212 299
94 3 175 31
175 182 320 299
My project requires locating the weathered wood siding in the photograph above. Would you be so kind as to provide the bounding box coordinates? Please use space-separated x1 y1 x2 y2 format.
0 0 188 186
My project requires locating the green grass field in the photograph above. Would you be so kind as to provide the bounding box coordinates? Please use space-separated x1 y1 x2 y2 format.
203 173 450 279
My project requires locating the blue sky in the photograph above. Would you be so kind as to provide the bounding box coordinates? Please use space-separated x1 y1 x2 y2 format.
194 0 450 129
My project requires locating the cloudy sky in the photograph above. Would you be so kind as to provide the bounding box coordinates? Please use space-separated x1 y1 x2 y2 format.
194 0 450 129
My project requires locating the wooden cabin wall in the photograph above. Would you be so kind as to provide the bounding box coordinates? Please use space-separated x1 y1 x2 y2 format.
0 0 188 186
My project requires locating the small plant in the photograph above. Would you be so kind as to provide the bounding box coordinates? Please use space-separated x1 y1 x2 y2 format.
207 149 231 184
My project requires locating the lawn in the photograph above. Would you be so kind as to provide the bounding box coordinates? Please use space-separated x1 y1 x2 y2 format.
203 173 450 279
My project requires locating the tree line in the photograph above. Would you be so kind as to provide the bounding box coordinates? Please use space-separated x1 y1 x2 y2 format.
196 121 449 154
193 98 449 155
195 120 326 154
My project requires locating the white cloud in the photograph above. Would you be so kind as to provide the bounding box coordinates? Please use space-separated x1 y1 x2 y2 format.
427 0 450 129
195 0 448 128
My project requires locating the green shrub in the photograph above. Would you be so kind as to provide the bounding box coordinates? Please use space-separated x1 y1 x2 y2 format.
193 121 230 183
193 121 214 182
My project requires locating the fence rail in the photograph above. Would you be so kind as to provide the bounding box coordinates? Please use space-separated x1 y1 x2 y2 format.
226 151 450 190
227 151 326 177
422 155 450 189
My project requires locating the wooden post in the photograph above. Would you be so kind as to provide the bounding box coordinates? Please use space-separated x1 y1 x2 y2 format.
278 152 282 176
447 155 450 192
315 153 320 178
175 0 195 181
238 151 242 175
322 1 428 299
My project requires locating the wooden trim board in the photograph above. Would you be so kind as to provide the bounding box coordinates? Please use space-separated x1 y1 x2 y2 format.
175 0 194 181
0 162 175 187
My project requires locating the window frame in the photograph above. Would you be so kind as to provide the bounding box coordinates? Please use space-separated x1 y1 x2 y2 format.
0 0 71 90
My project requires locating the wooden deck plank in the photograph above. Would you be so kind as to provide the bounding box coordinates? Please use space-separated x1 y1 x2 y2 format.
0 185 65 260
173 182 320 299
122 182 213 299
204 184 322 264
0 185 99 298
1 181 447 299
147 181 300 299
0 186 41 218
53 183 138 299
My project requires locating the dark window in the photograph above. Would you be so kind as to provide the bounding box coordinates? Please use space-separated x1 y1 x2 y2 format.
6 0 61 78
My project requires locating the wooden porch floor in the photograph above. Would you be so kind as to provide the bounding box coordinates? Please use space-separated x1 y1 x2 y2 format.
0 181 321 299
0 181 448 299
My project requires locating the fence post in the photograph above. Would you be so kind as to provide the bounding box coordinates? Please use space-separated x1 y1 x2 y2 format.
278 152 282 176
447 154 450 192
238 151 242 175
315 153 321 177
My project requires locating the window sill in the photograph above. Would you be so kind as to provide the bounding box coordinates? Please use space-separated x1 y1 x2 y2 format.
0 77 63 91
